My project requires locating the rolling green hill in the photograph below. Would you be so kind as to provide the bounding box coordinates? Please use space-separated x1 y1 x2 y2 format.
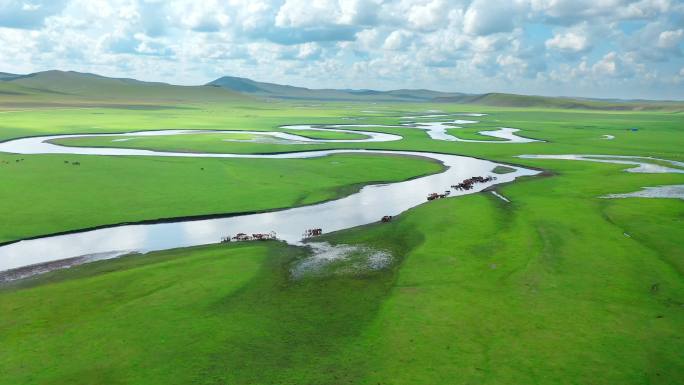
0 72 20 80
1 70 682 111
0 70 248 108
434 92 684 111
209 76 684 110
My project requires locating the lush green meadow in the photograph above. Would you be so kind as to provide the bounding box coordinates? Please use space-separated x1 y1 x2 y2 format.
50 128 372 151
1 100 683 384
2 103 680 160
0 152 441 243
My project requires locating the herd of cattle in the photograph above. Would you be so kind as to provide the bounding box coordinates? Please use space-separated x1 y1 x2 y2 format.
427 191 451 201
221 228 325 243
451 175 497 191
426 175 497 201
221 231 277 243
220 175 497 243
304 228 323 237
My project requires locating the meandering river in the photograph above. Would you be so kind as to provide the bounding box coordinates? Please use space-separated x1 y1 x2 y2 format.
0 118 542 279
518 154 684 201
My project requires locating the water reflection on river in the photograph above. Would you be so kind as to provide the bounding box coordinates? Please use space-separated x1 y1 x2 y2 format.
0 148 538 273
0 119 541 276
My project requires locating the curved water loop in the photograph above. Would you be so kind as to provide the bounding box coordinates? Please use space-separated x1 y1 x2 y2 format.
399 114 540 143
518 154 684 201
0 147 539 275
518 154 684 174
0 117 542 278
0 114 540 155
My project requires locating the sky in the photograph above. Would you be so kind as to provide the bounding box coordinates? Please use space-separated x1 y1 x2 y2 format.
0 0 683 100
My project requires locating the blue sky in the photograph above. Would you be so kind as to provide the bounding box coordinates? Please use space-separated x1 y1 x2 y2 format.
1 0 683 99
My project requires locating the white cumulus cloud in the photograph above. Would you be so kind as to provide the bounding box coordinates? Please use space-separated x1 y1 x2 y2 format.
0 0 682 99
383 30 412 50
463 0 519 36
657 29 684 49
546 30 591 53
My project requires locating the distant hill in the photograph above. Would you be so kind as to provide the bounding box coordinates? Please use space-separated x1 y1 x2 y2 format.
0 70 247 108
1 70 681 110
0 72 21 80
209 75 684 110
207 76 465 102
433 92 684 111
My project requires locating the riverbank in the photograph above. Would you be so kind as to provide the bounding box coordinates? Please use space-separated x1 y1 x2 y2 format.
0 149 535 274
1 102 683 385
2 157 683 384
0 152 443 244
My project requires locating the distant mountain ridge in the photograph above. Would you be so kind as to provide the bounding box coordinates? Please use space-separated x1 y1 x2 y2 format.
0 72 21 80
207 75 683 110
0 70 682 110
207 76 466 102
430 92 684 110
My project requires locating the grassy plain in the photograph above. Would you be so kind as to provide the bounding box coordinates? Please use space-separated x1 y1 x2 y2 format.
446 125 506 141
282 128 370 140
49 128 371 153
0 99 683 384
2 159 683 384
0 153 442 243
2 104 677 160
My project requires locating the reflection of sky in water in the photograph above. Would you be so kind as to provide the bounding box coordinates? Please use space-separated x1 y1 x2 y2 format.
0 127 402 156
0 119 539 158
602 185 684 200
408 122 539 143
520 155 684 202
0 120 542 272
0 149 538 271
519 154 684 174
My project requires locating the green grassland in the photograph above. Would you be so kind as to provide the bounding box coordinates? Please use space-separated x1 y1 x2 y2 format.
49 128 370 153
282 128 370 140
0 86 683 385
2 160 683 385
446 126 507 141
23 106 682 163
0 153 442 243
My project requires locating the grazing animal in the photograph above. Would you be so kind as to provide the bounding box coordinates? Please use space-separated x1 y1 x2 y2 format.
233 233 250 241
304 228 323 237
225 231 277 242
451 175 496 191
